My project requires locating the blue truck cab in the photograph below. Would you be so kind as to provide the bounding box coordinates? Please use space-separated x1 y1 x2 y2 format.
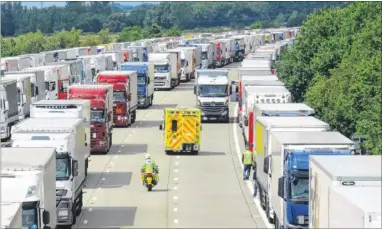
269 131 354 229
120 62 154 108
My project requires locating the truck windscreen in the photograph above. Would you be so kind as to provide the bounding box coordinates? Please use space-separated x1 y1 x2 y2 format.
289 177 309 200
113 91 127 102
154 65 170 73
91 110 105 123
181 59 186 67
137 74 146 85
202 52 208 60
56 157 70 180
198 85 228 97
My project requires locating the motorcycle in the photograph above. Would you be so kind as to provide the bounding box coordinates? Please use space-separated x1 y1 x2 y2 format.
145 172 154 191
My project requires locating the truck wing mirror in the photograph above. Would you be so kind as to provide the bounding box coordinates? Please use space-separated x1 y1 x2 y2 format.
263 156 270 174
193 85 197 95
278 176 285 199
159 124 163 130
244 116 248 127
42 210 50 225
72 160 79 177
4 101 9 111
235 86 238 93
238 99 242 107
22 94 27 104
36 86 39 95
229 85 233 95
147 77 150 84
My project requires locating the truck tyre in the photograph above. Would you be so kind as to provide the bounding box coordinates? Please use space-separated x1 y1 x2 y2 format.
150 95 153 106
132 110 136 123
85 159 88 178
109 134 113 149
224 116 230 123
165 150 172 155
266 203 274 224
192 150 199 155
76 191 83 216
71 207 77 225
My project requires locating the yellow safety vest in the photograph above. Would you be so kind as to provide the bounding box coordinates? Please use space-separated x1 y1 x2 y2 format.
243 150 253 165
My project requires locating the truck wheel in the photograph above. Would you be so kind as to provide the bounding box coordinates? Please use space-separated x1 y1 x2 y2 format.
150 95 153 106
76 191 83 216
71 207 77 225
132 110 136 123
109 134 113 148
165 150 172 155
85 159 88 178
266 203 274 224
192 150 199 155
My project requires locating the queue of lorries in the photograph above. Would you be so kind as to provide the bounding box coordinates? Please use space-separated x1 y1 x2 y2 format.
235 36 381 228
1 27 380 229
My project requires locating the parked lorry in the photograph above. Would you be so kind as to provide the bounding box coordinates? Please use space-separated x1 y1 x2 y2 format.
214 40 227 67
130 46 149 62
3 74 32 121
176 47 195 81
233 36 246 61
30 99 91 176
46 59 84 85
241 85 290 129
309 155 381 228
194 70 232 122
1 147 57 229
5 71 45 103
105 51 124 70
196 43 214 69
1 56 31 73
253 103 314 118
11 118 88 228
253 116 330 223
78 55 106 84
270 131 354 229
120 62 154 108
24 65 71 100
0 78 19 140
96 71 138 127
165 49 182 85
159 108 202 154
1 202 22 229
178 45 202 71
68 85 113 154
149 53 179 90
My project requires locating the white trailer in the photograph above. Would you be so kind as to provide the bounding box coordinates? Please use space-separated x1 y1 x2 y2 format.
1 202 22 229
271 131 354 229
176 47 194 81
105 51 124 70
1 147 57 229
46 59 84 85
196 43 213 69
30 99 91 175
309 155 382 228
1 56 31 72
5 71 45 103
11 118 87 227
3 74 32 120
0 78 19 140
78 55 106 84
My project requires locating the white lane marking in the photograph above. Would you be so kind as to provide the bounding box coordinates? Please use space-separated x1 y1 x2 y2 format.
121 145 124 148
175 161 179 166
92 196 97 201
173 196 178 200
174 169 178 173
106 169 110 173
110 162 114 165
88 208 92 212
174 208 178 212
174 177 178 181
176 156 180 159
115 156 119 159
131 130 135 134
83 220 88 224
173 186 178 190
233 104 272 229
118 150 121 153
102 178 106 181
174 219 179 224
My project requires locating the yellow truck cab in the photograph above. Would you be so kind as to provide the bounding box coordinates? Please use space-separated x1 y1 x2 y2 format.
159 107 201 154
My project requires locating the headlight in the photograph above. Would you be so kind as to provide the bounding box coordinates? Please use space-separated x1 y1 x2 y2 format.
225 100 229 105
99 141 105 145
140 98 146 102
26 185 37 197
297 215 306 225
58 209 68 218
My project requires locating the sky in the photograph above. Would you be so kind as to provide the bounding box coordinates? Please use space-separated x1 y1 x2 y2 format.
20 1 159 8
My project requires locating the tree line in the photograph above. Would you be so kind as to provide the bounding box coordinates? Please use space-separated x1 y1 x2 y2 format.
276 2 382 155
1 1 345 36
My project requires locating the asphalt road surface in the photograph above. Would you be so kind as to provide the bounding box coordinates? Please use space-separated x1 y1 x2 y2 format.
74 62 270 228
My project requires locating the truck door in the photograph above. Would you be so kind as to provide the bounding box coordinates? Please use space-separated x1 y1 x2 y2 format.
182 114 196 143
165 111 182 150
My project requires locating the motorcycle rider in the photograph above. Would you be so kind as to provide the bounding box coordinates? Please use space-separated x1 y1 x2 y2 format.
141 153 159 185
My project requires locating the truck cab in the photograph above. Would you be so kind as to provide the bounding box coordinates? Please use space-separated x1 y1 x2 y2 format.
0 78 19 140
120 62 154 108
96 71 138 127
194 70 232 123
5 71 45 104
149 53 175 90
68 85 113 154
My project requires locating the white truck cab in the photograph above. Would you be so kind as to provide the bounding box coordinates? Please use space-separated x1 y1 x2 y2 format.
194 70 232 122
149 53 178 90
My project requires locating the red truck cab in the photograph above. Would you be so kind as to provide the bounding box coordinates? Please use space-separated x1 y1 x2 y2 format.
96 71 138 127
68 85 113 154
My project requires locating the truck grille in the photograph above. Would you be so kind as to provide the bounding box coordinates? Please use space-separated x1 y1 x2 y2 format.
154 81 166 86
138 94 145 100
90 128 97 148
112 107 118 123
200 103 226 114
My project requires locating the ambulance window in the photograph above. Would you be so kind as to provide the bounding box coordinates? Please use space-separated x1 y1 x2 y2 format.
171 120 178 132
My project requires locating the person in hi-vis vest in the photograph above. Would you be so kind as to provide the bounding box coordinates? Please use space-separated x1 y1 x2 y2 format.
242 144 253 180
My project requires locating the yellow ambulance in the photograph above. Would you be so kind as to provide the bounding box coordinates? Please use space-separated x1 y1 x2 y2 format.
159 108 202 154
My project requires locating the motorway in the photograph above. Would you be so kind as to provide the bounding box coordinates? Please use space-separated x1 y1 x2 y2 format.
74 62 270 228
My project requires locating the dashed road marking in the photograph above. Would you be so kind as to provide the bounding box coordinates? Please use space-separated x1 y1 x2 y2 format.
121 145 124 148
174 169 178 173
173 196 178 200
110 162 114 165
176 156 180 159
102 178 106 181
174 219 178 224
174 186 178 190
88 208 92 212
106 169 110 173
175 161 179 166
174 177 178 181
92 196 97 201
83 220 88 224
174 207 178 212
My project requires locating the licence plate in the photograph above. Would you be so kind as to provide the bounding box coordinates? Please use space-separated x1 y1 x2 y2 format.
147 177 152 184
210 117 217 120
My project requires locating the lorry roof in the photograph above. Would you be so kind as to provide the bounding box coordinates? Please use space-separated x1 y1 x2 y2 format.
69 84 112 90
13 117 83 132
197 69 229 75
121 62 148 66
33 99 89 106
257 116 328 127
245 85 289 93
3 74 30 80
331 186 382 212
242 75 278 80
1 202 21 227
243 80 284 87
310 155 381 181
1 147 55 169
97 70 136 75
255 103 314 111
198 76 229 84
0 78 17 84
5 73 36 78
272 131 353 145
